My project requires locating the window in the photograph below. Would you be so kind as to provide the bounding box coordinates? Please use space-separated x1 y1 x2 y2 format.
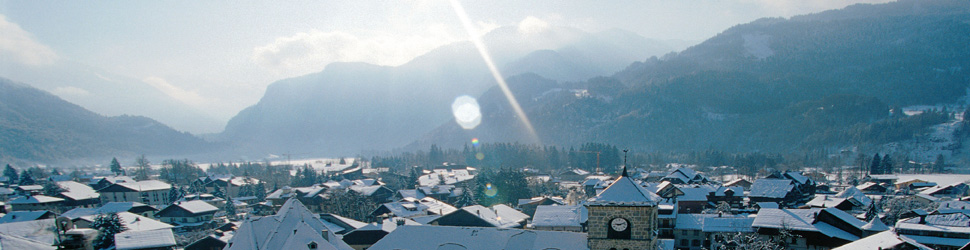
692 239 700 246
681 239 688 246
308 242 318 249
693 230 699 236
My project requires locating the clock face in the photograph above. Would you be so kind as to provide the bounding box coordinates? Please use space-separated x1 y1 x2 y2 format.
610 218 629 232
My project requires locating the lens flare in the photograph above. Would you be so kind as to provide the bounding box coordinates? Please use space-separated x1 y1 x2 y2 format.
452 95 482 129
449 0 539 143
484 183 498 197
475 152 485 160
471 138 480 146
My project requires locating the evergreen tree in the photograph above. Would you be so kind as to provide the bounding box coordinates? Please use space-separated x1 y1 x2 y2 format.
212 185 225 199
881 155 894 174
92 213 127 250
49 168 61 176
224 195 237 220
254 182 267 202
3 165 17 185
43 181 63 196
110 157 123 176
18 171 35 186
934 154 946 173
453 182 477 208
339 157 346 165
168 186 181 203
869 154 882 175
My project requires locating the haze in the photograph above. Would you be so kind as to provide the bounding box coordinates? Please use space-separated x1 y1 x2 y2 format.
0 0 892 134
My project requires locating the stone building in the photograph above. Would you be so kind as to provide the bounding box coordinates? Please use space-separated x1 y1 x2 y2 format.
586 167 661 250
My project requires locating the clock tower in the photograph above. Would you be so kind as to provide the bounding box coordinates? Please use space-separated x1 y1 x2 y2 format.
586 167 660 250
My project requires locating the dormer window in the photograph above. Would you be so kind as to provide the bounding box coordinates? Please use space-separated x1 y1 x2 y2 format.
307 241 318 249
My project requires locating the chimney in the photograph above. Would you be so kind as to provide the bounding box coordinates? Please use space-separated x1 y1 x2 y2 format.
321 229 329 241
396 219 405 226
918 214 926 224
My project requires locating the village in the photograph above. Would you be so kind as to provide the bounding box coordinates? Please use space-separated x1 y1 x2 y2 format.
0 154 965 250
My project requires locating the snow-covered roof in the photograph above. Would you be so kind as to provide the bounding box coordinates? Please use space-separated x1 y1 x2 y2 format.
587 175 660 206
785 172 810 185
748 179 794 198
755 202 778 209
56 181 99 200
724 179 751 187
896 213 970 234
0 232 54 250
16 185 43 191
0 211 53 224
0 219 56 245
675 214 754 232
531 205 586 228
227 199 351 250
368 225 588 250
453 204 530 228
919 182 967 196
115 180 171 192
417 169 475 186
675 185 717 201
348 185 384 196
376 197 457 218
61 202 153 219
861 217 889 232
752 208 864 241
114 229 176 250
8 195 64 204
833 231 932 250
90 176 135 185
78 212 173 232
836 186 872 207
161 200 218 215
806 195 850 208
936 200 970 215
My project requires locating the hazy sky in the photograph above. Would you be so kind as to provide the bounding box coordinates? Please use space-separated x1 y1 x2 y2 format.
0 0 892 133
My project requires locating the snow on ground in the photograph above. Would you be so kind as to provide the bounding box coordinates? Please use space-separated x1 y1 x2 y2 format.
884 105 965 165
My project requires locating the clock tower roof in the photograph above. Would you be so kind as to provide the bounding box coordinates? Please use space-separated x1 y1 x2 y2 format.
587 175 660 206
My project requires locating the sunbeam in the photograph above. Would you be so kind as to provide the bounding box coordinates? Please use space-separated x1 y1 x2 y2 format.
448 0 540 144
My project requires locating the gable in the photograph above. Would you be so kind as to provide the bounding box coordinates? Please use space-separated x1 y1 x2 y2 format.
432 209 496 227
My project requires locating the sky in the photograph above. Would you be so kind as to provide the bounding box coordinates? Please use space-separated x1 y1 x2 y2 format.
0 0 893 134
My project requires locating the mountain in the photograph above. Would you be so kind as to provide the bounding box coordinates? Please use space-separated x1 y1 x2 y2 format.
219 26 677 157
414 0 970 154
0 61 222 133
0 78 212 164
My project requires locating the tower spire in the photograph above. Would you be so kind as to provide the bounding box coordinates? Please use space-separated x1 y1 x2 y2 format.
621 149 629 177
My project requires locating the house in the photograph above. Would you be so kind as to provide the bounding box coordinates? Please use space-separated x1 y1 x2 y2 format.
114 229 176 250
0 210 56 224
368 225 588 250
657 201 678 238
342 218 420 250
935 200 970 215
14 185 43 196
155 200 218 230
224 199 352 250
832 231 933 250
834 186 873 208
531 205 586 232
8 195 64 212
752 208 869 249
517 196 565 217
61 201 158 219
204 176 261 197
895 212 970 250
185 234 230 250
748 179 800 208
673 213 755 250
663 184 717 213
74 212 173 232
0 231 55 250
803 195 864 212
319 213 367 235
560 168 590 182
920 182 970 198
723 179 753 191
97 180 172 206
348 185 394 203
766 171 816 203
89 176 135 190
661 167 710 184
856 182 888 194
428 204 529 228
707 186 744 211
369 197 457 219
0 187 15 200
54 181 100 210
